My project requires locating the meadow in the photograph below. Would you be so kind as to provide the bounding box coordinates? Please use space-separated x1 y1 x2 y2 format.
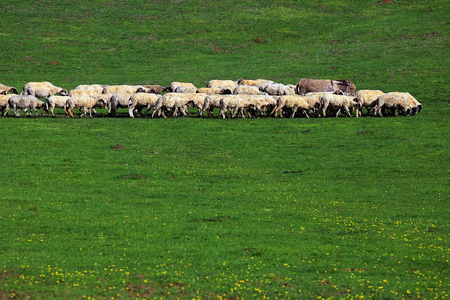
0 0 449 299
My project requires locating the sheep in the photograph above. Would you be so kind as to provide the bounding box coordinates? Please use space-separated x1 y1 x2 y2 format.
233 85 268 95
272 95 315 118
69 90 100 97
202 94 225 117
186 93 208 116
206 79 239 92
169 82 197 93
102 85 145 95
218 95 254 119
21 81 68 98
237 78 274 87
197 87 223 95
0 94 15 115
4 95 44 117
142 85 170 94
73 84 106 94
241 95 277 117
42 95 70 116
0 84 18 94
260 83 295 96
151 93 195 119
109 93 134 117
319 93 360 117
128 93 161 118
65 95 107 118
387 92 422 115
373 94 410 117
355 90 384 116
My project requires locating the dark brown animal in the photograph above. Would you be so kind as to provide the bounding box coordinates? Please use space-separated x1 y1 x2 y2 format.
295 78 356 95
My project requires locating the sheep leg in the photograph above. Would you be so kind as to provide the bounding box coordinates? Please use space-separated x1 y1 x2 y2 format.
291 106 298 118
128 107 135 118
344 107 352 117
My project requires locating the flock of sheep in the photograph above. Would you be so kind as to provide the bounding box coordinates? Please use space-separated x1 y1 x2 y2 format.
0 79 422 119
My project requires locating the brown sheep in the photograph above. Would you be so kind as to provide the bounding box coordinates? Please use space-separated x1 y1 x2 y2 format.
0 84 18 94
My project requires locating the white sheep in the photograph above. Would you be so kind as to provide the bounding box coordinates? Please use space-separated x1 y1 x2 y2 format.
355 90 384 116
128 93 161 118
169 82 197 93
237 79 274 87
272 95 315 118
21 81 68 98
102 85 145 95
151 93 195 118
196 87 224 95
0 84 18 94
218 95 253 119
260 83 295 96
202 94 225 117
109 93 134 117
373 94 410 117
233 85 268 95
65 95 107 118
4 95 44 117
319 94 360 117
0 94 15 115
240 95 277 117
387 92 422 115
42 95 70 116
73 84 106 94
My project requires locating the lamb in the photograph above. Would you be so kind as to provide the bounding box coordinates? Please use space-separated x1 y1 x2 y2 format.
0 84 18 94
373 94 410 117
387 92 422 115
102 85 145 95
355 90 384 116
319 94 360 117
202 94 225 117
151 93 195 119
42 95 70 116
169 82 197 93
109 93 134 117
128 93 161 118
0 94 15 115
21 81 68 98
4 95 44 117
218 95 254 119
272 95 315 118
233 85 268 95
65 95 107 118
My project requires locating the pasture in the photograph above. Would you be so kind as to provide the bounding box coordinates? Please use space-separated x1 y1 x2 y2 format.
0 0 449 299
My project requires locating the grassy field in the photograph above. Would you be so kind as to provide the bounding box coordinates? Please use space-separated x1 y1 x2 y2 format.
1 0 449 299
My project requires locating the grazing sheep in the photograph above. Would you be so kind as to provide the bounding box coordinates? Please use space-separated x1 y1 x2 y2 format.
237 78 274 87
241 95 277 117
174 85 198 94
102 85 145 95
0 94 15 115
260 83 295 96
65 95 107 118
206 79 239 92
387 92 422 115
109 93 134 117
73 84 106 94
0 84 18 94
218 95 253 119
128 93 161 118
151 93 195 119
373 94 410 117
272 95 315 118
4 95 44 117
21 81 68 98
319 93 360 117
202 94 225 117
233 85 268 95
355 90 384 116
169 82 197 93
42 95 70 116
142 85 170 94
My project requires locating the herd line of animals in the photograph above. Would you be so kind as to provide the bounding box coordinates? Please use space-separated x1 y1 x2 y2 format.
0 78 422 119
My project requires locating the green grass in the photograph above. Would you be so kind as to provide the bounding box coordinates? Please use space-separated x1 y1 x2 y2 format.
1 0 449 299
